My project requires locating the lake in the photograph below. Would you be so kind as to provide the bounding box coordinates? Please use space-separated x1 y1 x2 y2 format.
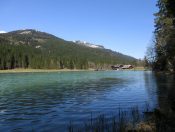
0 71 174 131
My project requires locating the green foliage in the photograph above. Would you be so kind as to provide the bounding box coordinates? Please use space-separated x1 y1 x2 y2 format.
154 0 175 71
0 29 137 70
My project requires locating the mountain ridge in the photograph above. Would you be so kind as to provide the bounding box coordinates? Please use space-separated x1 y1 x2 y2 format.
0 29 137 70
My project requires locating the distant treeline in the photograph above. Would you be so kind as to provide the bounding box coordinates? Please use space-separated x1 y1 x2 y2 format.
0 30 138 70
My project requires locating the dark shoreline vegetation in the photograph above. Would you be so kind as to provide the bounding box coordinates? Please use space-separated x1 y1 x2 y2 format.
142 0 175 131
67 106 175 132
67 105 154 132
68 104 175 132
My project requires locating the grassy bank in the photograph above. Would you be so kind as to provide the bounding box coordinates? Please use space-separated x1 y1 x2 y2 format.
0 67 146 73
0 68 94 73
133 66 146 71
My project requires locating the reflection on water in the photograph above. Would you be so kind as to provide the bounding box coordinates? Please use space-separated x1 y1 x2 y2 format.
0 71 172 131
154 73 175 112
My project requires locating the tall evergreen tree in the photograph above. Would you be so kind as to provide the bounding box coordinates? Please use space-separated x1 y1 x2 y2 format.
24 55 29 68
154 0 175 71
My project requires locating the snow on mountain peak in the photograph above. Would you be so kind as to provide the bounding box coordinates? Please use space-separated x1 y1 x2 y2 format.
19 31 32 34
74 40 104 49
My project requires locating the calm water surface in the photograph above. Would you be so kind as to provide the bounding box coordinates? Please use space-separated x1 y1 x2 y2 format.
0 71 168 131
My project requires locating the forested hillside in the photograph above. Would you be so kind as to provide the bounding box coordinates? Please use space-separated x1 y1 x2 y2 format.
0 29 137 70
153 0 175 71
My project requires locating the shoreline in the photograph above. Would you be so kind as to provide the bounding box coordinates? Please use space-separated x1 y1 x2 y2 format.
0 68 94 73
0 67 146 74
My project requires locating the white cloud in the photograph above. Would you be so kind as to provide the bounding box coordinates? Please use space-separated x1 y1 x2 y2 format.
0 31 6 34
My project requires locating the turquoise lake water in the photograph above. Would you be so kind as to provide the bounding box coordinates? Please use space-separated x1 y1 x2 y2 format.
0 71 167 131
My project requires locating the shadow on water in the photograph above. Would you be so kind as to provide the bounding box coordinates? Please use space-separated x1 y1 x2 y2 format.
152 73 175 132
154 73 175 112
144 72 159 110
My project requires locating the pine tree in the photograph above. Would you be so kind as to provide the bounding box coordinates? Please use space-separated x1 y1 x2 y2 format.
24 55 29 68
154 0 175 71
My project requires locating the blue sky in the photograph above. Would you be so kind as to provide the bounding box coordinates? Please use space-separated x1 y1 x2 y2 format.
0 0 157 59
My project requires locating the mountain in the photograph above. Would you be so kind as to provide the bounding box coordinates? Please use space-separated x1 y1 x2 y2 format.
0 29 137 70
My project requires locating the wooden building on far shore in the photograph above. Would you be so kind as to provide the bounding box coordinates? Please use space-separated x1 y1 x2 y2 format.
111 65 123 70
121 65 133 69
111 64 133 70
